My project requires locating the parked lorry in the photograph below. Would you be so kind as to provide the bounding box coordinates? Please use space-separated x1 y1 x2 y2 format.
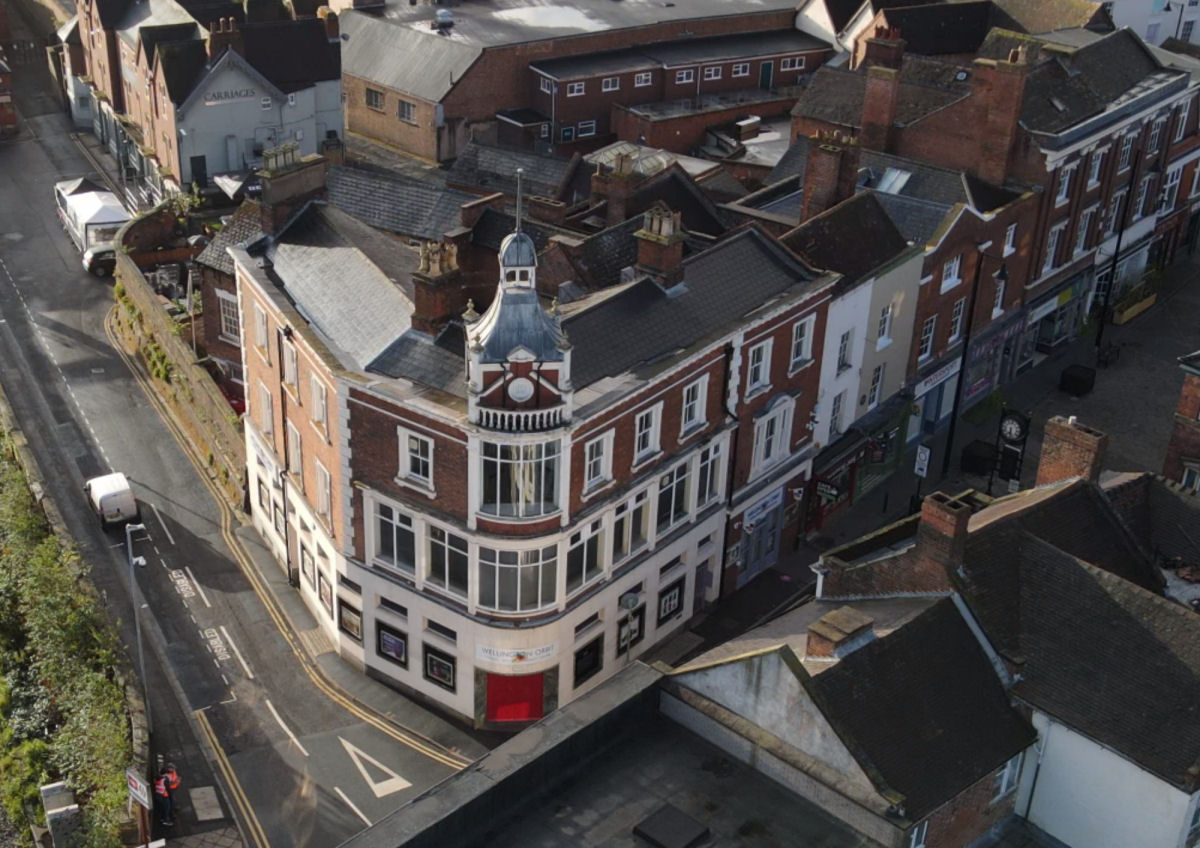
54 177 129 276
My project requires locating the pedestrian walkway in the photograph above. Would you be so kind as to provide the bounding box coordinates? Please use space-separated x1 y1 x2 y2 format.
653 249 1200 665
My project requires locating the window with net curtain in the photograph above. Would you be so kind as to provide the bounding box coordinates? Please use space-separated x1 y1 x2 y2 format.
480 440 560 517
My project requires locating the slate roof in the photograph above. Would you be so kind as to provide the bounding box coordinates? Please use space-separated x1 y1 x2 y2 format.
195 200 264 275
629 166 729 237
96 0 135 29
137 21 197 64
114 0 195 47
874 191 948 243
978 28 1175 136
155 38 207 104
1100 473 1200 569
471 208 570 253
340 11 481 103
241 18 340 92
563 228 828 387
990 0 1110 34
695 168 749 204
859 149 969 206
780 192 910 287
1180 349 1200 375
791 62 969 130
809 598 1036 820
530 30 829 81
368 324 467 397
766 135 811 184
969 479 1163 594
961 531 1200 791
264 204 417 370
446 140 578 200
327 165 474 241
563 217 642 293
878 2 994 55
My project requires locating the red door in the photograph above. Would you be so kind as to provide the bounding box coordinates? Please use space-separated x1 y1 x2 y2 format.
485 672 545 723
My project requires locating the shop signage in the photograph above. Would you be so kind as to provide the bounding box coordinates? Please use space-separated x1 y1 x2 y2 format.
203 87 256 106
914 358 961 398
1026 298 1059 326
126 768 150 810
476 643 556 665
744 488 785 527
815 481 840 501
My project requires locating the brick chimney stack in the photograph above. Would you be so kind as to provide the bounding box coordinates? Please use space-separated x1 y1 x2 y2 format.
972 47 1029 185
917 492 972 577
206 18 244 59
806 606 875 660
859 65 899 152
258 143 328 235
634 206 685 286
1036 416 1109 487
860 25 906 70
591 152 639 227
411 241 466 335
316 6 338 39
801 132 860 222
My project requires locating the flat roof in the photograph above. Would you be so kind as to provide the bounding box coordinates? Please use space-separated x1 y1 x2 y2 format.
380 0 801 48
481 715 871 847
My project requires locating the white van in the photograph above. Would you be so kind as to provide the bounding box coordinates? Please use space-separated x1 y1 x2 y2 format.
84 472 140 525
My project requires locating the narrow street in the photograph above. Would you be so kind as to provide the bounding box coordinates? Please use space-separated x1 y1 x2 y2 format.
0 2 486 846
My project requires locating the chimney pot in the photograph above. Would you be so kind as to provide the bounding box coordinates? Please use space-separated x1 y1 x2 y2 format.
916 492 972 577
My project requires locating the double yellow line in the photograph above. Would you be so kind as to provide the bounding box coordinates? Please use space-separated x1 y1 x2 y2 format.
195 708 271 848
105 309 472 841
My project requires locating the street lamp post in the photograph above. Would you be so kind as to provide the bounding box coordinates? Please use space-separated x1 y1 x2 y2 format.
1166 2 1187 40
940 245 1009 478
125 522 150 733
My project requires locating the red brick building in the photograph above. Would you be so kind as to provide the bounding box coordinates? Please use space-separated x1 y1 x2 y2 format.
339 0 829 162
1163 350 1200 490
232 150 838 727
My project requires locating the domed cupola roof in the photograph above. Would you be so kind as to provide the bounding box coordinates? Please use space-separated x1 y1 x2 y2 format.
500 231 536 267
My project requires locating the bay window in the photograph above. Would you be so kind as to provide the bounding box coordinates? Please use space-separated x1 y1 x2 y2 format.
480 439 560 517
477 545 558 612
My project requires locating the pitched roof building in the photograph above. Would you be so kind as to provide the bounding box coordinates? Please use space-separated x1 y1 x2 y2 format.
230 149 839 727
815 415 1200 848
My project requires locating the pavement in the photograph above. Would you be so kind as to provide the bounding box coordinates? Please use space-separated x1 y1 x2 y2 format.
651 245 1200 666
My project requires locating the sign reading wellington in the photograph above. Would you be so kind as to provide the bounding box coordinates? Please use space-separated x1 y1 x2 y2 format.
476 643 556 665
203 88 256 106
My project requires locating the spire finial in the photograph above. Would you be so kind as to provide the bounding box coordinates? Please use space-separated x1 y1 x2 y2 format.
515 168 524 234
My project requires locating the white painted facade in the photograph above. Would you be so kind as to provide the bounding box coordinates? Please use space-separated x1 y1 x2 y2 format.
176 52 342 185
1017 710 1200 848
814 279 872 448
855 250 921 421
1109 0 1200 46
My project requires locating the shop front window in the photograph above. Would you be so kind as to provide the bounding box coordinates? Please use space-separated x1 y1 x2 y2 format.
480 440 560 518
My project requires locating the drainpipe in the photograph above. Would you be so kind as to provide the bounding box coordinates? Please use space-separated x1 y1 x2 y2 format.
277 327 297 587
1023 718 1053 820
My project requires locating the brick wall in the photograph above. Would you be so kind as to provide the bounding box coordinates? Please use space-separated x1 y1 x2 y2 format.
1035 416 1109 487
922 762 1022 848
1163 372 1200 481
610 94 796 156
343 74 440 161
353 10 797 158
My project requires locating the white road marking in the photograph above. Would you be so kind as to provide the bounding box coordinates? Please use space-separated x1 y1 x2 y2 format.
185 566 212 607
218 625 254 679
265 699 309 757
151 503 175 545
339 737 411 798
334 787 372 828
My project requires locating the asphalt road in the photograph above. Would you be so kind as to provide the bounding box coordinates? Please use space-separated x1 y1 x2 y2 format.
0 24 472 848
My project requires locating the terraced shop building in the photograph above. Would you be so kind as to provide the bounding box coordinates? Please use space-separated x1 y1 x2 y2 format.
233 151 837 728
